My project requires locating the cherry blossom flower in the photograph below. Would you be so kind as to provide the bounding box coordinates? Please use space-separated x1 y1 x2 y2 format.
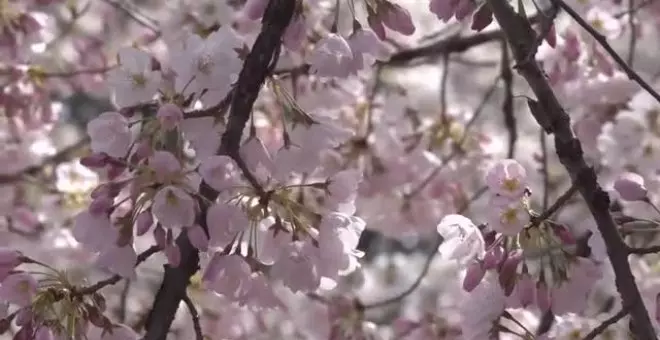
151 186 196 229
485 159 528 199
107 47 161 107
436 214 485 265
307 33 354 78
0 272 38 307
86 112 131 158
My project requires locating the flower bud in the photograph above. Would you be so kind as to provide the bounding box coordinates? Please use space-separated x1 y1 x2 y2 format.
614 172 647 201
135 211 154 236
536 280 551 311
483 245 504 270
463 260 485 292
498 251 522 296
515 274 535 307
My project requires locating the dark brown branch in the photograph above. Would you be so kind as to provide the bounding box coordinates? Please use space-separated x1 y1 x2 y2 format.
627 245 660 255
500 39 516 158
142 1 296 339
581 307 630 340
486 0 656 338
553 0 660 104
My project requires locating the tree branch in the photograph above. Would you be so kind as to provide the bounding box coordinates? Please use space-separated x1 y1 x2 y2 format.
141 1 296 339
485 0 656 338
582 307 630 340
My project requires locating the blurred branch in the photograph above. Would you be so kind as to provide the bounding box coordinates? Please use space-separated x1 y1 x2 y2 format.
487 0 656 337
582 307 630 340
0 137 90 184
553 0 660 104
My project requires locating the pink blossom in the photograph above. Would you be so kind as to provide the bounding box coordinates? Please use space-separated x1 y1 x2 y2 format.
326 169 363 214
86 112 131 158
148 150 181 183
485 159 528 199
436 214 485 265
157 103 184 131
202 254 252 300
96 244 137 279
271 242 320 292
0 272 38 307
307 33 354 78
206 202 249 249
151 186 196 228
72 211 118 253
106 47 160 108
198 155 241 192
487 195 527 236
0 248 22 282
187 225 209 251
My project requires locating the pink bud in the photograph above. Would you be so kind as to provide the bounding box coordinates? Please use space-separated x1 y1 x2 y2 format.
536 281 551 311
382 4 416 36
515 274 535 307
135 211 154 236
498 251 522 296
463 260 486 292
106 163 125 180
455 0 477 21
483 245 504 270
165 244 181 267
562 31 581 61
0 248 22 281
368 13 387 40
80 153 108 168
157 103 183 131
471 4 493 32
553 224 576 245
88 196 113 216
614 172 647 201
153 225 167 248
545 24 557 48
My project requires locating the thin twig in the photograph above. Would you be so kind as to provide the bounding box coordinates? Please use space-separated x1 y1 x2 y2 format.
540 129 550 210
182 295 203 340
118 279 131 323
362 186 487 309
627 0 637 67
501 38 517 158
581 307 630 340
553 0 660 104
627 245 660 255
76 245 159 296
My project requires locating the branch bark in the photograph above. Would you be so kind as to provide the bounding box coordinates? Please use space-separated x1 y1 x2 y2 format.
141 1 296 339
485 1 656 338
